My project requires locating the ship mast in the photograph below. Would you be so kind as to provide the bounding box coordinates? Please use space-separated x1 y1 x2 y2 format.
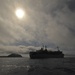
45 45 47 51
57 46 60 51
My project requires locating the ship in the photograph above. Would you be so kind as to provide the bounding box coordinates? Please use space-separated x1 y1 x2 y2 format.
29 46 64 59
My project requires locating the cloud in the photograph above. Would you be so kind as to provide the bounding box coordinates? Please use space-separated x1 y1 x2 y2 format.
0 45 75 56
66 0 75 12
0 45 40 56
0 0 75 55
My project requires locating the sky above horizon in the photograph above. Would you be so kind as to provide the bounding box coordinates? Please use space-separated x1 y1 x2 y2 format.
0 0 75 55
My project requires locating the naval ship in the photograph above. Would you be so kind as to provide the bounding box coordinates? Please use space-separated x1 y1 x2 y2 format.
29 46 64 59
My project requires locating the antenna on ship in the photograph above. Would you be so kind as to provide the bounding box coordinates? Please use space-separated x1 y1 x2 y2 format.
41 43 44 50
40 43 44 51
45 45 47 51
45 45 46 49
43 45 44 50
57 46 60 51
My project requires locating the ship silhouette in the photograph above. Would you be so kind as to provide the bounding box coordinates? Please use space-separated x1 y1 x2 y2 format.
29 46 64 59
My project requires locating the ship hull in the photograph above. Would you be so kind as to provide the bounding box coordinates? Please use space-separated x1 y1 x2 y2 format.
29 52 64 59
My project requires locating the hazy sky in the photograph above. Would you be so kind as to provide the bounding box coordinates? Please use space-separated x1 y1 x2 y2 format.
0 0 75 55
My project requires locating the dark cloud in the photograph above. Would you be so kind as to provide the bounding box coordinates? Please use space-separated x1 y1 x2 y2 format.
67 0 75 12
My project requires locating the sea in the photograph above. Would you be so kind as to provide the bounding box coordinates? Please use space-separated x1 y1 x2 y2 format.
0 55 75 75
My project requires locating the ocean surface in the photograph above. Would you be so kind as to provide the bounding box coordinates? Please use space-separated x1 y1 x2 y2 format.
0 57 75 75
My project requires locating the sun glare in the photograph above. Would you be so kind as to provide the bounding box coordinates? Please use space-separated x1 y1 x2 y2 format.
15 8 25 19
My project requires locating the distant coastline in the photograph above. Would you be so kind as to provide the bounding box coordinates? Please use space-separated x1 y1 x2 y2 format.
0 53 22 58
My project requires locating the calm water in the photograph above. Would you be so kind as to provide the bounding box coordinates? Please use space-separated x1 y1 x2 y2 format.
0 57 75 75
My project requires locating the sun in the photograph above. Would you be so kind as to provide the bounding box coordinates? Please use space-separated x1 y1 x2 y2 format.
15 8 25 19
